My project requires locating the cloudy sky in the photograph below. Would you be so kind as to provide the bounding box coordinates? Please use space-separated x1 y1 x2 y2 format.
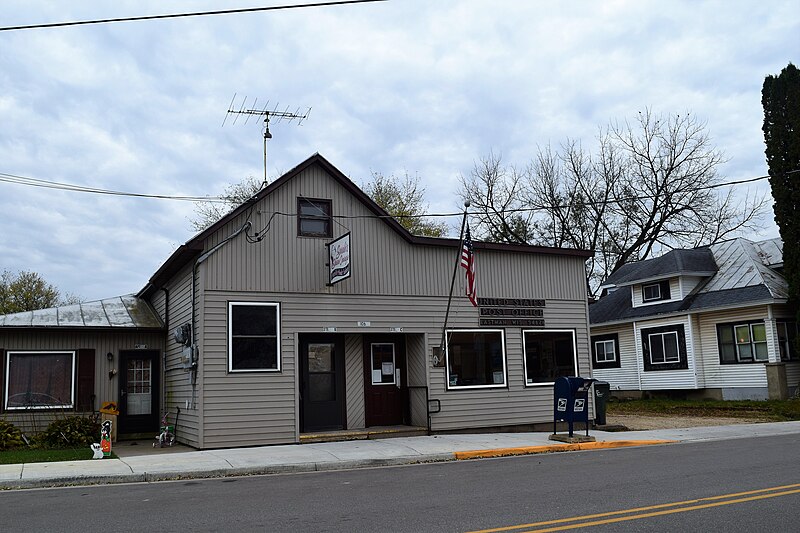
0 0 797 302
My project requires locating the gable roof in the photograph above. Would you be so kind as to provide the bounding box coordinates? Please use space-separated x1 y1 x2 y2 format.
0 294 163 330
601 247 717 287
139 153 593 298
590 238 787 326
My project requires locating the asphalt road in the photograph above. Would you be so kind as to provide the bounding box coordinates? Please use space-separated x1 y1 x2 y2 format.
2 434 799 532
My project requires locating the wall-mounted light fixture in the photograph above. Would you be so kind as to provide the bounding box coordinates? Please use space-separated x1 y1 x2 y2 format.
107 352 114 362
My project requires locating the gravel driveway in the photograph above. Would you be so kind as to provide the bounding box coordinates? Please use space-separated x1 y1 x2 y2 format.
606 414 771 430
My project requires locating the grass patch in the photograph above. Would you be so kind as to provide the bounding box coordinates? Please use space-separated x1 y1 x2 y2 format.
607 398 800 421
0 447 117 465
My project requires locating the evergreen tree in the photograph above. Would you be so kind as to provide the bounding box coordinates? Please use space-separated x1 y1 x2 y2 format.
762 63 800 319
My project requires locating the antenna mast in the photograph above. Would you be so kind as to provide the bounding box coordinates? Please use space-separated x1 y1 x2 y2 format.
222 94 311 187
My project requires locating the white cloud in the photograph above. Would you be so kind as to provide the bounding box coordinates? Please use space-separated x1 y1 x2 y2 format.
0 0 796 299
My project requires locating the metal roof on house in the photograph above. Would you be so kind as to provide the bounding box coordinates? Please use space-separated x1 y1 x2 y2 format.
703 239 788 299
0 294 164 329
590 238 787 326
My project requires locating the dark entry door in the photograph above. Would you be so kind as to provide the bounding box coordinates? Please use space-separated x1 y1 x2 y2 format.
300 335 345 432
118 350 160 435
364 335 407 427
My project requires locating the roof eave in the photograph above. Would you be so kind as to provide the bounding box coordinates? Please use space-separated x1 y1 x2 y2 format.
590 297 786 327
613 271 717 287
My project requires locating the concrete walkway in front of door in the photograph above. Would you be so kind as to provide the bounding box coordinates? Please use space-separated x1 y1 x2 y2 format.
2 420 800 490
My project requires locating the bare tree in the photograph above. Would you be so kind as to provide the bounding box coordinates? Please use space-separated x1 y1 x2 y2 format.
190 175 263 232
460 110 766 295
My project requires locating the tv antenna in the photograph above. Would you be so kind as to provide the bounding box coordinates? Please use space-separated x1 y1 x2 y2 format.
222 94 311 187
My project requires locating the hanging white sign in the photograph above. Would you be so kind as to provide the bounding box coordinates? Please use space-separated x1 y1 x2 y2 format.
327 233 352 285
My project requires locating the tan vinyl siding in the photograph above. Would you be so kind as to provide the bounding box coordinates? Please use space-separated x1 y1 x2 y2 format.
407 333 428 428
0 330 163 430
345 334 365 429
428 300 590 432
199 292 589 438
178 161 591 445
201 166 586 302
151 262 201 448
589 324 640 391
201 291 296 448
635 316 696 390
696 306 770 389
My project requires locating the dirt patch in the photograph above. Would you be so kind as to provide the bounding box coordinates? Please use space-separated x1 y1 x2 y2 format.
606 414 771 431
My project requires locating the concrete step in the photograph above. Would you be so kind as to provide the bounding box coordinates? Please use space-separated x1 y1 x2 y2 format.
300 426 428 444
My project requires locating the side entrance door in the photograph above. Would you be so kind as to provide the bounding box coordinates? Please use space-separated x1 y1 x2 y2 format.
300 335 346 432
118 350 160 435
364 335 407 427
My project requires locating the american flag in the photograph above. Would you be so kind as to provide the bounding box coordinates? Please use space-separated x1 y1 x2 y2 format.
461 224 477 307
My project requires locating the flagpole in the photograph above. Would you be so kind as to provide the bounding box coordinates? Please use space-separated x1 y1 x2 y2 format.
440 201 470 353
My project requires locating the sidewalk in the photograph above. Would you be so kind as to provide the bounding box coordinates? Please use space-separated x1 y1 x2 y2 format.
2 421 800 490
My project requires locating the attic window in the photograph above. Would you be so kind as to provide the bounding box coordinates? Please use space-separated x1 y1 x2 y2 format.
642 280 671 303
298 198 332 237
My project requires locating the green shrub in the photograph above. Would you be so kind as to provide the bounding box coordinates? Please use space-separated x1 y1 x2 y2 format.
0 419 25 451
36 416 100 448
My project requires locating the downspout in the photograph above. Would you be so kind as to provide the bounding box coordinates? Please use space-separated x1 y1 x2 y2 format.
189 221 252 408
160 287 169 375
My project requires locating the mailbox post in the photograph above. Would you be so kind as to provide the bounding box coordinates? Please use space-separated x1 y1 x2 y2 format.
553 376 596 437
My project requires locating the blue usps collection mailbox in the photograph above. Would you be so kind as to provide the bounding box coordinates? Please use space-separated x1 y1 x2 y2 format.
553 376 596 437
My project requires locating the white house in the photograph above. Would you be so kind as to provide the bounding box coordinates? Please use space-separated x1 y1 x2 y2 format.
589 238 798 400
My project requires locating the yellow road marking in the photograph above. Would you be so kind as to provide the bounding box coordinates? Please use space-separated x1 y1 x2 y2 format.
519 488 800 532
467 483 800 533
454 440 675 460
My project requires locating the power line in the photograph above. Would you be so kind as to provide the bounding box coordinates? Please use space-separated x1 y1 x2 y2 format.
0 169 790 214
0 0 387 32
0 172 227 203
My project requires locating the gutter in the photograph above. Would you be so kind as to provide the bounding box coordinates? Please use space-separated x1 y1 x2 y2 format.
188 221 251 406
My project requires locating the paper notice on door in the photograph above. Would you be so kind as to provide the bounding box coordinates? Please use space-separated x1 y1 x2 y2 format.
372 370 382 383
382 362 394 375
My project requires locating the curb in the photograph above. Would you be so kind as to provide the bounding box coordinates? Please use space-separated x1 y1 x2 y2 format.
0 453 457 490
0 443 674 490
453 439 677 460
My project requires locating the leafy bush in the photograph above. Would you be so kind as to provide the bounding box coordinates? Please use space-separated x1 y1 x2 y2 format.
0 419 25 451
36 416 100 448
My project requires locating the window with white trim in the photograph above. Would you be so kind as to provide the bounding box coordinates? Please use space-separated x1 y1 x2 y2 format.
591 333 621 369
648 331 680 364
5 351 75 410
523 330 577 385
228 302 281 372
777 321 798 361
717 322 768 364
640 280 672 303
640 324 688 371
445 330 506 389
642 283 661 302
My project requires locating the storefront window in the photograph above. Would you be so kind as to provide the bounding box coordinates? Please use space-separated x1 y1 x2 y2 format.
446 330 506 389
523 330 577 385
